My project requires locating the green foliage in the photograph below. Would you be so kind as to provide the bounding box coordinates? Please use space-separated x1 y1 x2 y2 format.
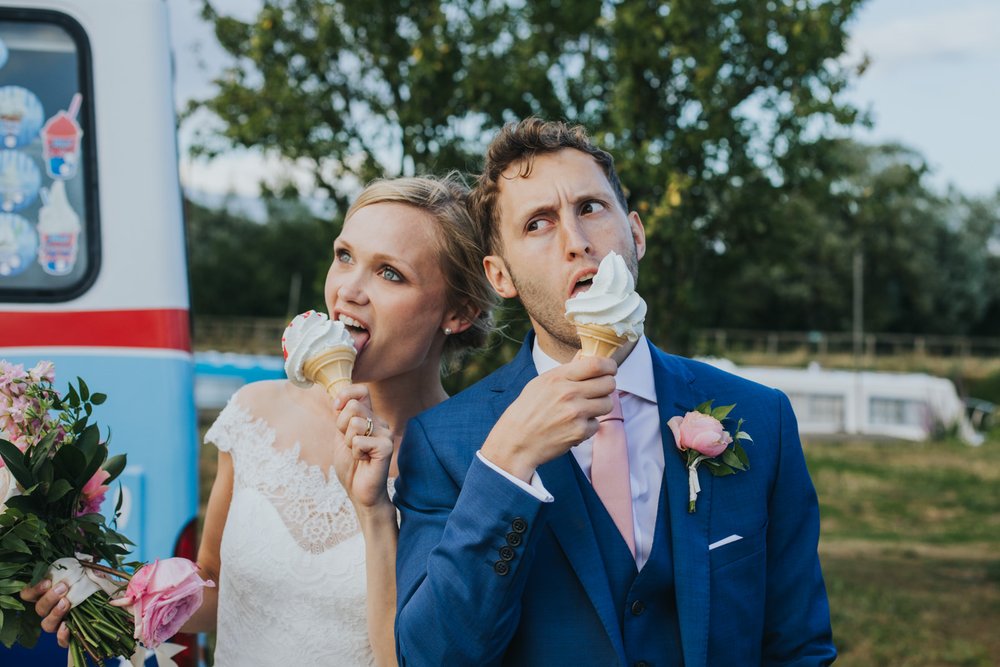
190 0 873 346
0 377 132 655
185 197 336 317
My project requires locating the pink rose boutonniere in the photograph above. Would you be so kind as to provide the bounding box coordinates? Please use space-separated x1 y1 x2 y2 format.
667 401 753 513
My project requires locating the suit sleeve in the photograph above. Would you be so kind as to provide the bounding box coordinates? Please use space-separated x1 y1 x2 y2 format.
762 390 837 665
394 416 549 665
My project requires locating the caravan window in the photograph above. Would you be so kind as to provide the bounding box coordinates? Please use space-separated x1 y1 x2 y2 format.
869 397 926 427
0 13 97 301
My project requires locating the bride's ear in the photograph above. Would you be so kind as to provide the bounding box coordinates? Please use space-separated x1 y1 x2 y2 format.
441 301 479 336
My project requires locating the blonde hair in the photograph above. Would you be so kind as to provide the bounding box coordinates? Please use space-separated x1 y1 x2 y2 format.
346 173 497 366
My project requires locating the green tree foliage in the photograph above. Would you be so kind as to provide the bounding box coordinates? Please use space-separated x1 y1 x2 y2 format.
185 197 334 317
191 0 867 349
698 140 999 336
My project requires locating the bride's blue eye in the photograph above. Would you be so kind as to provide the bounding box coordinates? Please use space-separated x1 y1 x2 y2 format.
380 266 403 282
336 249 352 263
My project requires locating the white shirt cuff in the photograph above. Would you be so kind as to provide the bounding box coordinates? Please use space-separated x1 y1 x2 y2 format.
476 451 554 502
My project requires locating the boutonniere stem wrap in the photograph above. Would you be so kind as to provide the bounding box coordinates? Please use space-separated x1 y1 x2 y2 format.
667 400 753 513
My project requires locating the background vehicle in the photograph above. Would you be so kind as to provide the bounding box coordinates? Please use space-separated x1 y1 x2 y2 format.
0 1 199 664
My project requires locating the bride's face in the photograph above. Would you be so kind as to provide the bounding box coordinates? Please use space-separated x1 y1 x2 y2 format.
324 201 452 384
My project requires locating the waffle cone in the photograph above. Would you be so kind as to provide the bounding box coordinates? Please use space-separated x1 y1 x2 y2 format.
575 323 627 358
302 346 356 398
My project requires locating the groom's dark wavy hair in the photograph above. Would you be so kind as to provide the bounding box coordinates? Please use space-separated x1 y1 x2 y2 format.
469 118 630 256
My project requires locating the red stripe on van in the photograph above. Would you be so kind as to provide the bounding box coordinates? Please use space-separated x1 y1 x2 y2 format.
0 309 191 351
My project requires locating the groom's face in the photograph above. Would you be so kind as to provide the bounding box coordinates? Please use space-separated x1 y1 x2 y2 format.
483 148 646 361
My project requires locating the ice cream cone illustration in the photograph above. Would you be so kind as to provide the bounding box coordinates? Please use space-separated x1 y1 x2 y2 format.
282 310 356 399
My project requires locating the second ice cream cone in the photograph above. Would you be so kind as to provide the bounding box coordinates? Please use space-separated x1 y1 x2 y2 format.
576 323 627 358
302 347 356 398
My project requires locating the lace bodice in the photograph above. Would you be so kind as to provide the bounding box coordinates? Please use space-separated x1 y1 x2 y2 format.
205 399 374 666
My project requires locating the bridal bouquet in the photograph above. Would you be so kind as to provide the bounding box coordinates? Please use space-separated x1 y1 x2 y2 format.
0 360 211 666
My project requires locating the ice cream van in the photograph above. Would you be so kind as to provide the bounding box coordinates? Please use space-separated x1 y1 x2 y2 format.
0 1 199 664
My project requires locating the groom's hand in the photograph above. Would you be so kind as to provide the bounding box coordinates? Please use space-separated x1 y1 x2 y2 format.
481 354 617 482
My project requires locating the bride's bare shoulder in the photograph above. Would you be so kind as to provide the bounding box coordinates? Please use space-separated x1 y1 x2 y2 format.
231 380 292 415
232 380 326 423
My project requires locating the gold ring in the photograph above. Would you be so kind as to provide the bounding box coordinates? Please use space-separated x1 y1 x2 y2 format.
363 417 374 437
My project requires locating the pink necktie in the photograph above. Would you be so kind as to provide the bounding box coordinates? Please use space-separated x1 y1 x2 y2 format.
591 391 635 558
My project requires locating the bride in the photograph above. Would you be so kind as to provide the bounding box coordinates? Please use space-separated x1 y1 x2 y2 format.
22 174 496 666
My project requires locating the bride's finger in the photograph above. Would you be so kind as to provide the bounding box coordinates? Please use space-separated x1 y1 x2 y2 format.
335 398 372 434
332 384 372 412
351 434 393 462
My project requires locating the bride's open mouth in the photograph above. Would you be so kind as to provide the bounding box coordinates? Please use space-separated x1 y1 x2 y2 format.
337 313 370 353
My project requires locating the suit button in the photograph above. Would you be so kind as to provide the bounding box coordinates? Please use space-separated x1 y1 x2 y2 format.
493 560 510 576
499 546 515 562
511 517 527 533
631 600 645 616
506 531 522 547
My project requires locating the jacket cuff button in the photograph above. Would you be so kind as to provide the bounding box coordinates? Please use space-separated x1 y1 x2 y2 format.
493 560 510 576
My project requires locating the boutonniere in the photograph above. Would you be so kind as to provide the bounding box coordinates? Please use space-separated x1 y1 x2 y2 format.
667 401 753 513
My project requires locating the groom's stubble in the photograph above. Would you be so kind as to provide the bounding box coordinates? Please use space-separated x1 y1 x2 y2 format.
501 240 641 356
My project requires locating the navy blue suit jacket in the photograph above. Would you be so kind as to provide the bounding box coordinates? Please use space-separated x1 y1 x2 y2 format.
395 335 836 666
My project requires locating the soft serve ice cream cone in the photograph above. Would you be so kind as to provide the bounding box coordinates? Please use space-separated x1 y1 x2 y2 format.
564 251 646 358
282 310 356 398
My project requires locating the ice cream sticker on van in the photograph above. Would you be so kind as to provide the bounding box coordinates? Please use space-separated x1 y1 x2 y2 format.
0 86 45 149
41 94 83 180
0 150 41 212
37 180 81 276
0 212 37 277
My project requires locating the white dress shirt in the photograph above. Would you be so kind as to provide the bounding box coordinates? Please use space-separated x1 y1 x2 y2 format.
478 337 665 569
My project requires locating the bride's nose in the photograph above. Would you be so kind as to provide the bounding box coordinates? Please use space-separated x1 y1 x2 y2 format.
337 274 369 305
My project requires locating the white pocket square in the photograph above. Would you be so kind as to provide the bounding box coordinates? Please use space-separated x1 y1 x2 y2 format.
708 534 743 551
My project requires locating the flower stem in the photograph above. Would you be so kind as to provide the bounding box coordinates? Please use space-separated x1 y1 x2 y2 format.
78 560 130 580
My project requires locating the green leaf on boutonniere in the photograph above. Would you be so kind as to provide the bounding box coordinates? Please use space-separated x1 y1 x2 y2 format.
694 399 714 414
734 443 750 468
710 403 736 421
721 449 746 471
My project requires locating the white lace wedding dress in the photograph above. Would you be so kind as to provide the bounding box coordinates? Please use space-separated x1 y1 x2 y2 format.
205 399 377 666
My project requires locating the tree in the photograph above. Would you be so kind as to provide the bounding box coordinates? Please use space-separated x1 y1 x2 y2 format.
191 0 867 352
185 197 335 318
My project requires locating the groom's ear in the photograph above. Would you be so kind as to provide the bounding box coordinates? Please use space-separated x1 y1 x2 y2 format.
483 254 517 299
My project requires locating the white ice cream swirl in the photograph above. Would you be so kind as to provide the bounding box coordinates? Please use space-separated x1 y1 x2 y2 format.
564 251 646 341
282 310 355 387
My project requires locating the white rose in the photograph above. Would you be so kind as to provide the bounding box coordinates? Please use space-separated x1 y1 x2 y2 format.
1 466 21 511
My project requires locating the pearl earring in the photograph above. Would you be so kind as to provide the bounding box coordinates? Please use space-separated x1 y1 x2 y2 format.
443 328 452 335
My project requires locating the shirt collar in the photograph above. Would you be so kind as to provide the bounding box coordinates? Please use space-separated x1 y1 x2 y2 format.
531 335 657 404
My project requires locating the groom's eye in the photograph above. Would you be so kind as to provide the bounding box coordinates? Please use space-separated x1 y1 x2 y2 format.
580 200 606 215
526 218 552 233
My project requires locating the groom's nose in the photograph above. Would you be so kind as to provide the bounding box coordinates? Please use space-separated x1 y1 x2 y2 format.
561 216 593 260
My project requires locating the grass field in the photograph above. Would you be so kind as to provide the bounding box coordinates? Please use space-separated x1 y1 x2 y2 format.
808 436 1000 666
197 423 1000 665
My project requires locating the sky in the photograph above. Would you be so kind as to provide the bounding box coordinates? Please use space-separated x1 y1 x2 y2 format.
166 0 1000 199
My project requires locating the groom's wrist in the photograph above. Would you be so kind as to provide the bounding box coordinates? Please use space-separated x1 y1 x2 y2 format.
480 441 536 483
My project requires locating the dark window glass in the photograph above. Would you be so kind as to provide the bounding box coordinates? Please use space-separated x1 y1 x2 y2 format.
0 12 98 301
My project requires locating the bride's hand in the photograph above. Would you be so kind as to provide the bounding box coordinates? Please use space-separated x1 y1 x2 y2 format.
332 385 394 512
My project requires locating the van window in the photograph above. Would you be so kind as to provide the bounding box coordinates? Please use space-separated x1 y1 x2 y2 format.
0 13 97 301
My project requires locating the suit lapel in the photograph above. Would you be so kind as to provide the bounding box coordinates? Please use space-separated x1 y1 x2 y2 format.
650 343 711 667
489 335 627 665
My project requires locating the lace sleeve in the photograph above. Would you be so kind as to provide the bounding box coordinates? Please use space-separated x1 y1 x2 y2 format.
204 399 247 453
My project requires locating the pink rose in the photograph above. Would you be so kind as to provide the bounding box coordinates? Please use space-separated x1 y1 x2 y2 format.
77 469 110 516
118 558 214 648
667 411 733 458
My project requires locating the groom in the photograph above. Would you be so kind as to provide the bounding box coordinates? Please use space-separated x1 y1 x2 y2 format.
394 118 836 666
